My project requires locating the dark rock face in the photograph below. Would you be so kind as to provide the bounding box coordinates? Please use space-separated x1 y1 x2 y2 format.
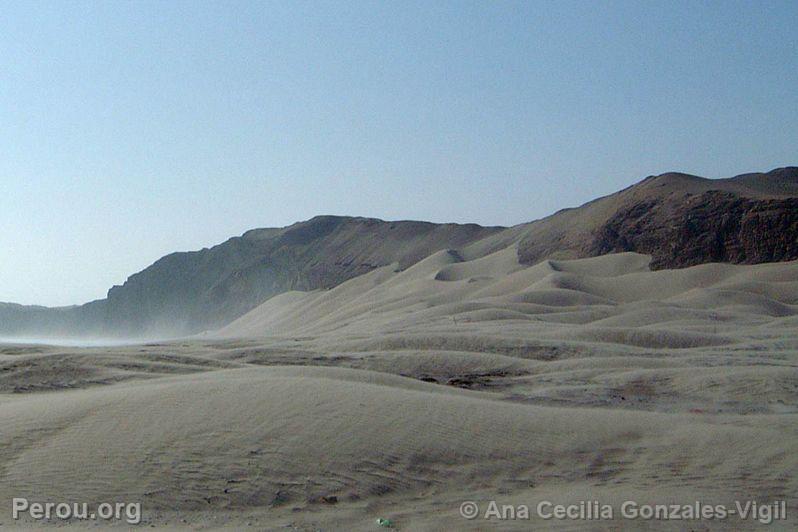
3 167 796 338
588 192 798 269
517 167 798 269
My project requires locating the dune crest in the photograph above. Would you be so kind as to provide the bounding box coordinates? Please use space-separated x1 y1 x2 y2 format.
219 252 798 344
3 167 797 339
2 251 797 528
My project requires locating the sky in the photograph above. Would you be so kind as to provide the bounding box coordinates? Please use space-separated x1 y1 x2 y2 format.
1 0 796 307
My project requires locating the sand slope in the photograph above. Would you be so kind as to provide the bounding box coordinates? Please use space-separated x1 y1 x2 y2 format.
1 365 795 530
220 250 798 344
1 251 797 529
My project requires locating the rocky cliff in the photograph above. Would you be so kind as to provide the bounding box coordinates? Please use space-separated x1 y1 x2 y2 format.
2 167 796 338
514 167 798 268
1 217 502 337
588 191 798 269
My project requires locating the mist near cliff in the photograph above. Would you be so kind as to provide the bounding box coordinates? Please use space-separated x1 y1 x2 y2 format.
0 336 167 348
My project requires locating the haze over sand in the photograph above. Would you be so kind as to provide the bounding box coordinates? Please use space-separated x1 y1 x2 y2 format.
1 251 796 529
4 167 796 340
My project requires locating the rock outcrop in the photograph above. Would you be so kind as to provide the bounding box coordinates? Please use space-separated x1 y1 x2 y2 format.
515 167 798 268
2 217 502 337
589 191 798 269
2 167 796 338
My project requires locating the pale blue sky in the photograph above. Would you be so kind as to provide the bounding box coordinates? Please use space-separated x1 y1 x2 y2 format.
1 0 796 306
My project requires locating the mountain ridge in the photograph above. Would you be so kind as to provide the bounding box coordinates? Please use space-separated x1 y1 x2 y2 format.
2 166 796 338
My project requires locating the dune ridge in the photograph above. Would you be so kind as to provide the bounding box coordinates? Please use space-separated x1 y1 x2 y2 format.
3 166 797 340
1 251 796 529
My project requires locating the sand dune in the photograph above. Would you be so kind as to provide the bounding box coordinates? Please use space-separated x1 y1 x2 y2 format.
219 251 798 340
1 364 795 529
1 251 797 529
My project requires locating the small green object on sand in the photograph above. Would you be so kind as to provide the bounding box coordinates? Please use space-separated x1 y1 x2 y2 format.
376 517 394 527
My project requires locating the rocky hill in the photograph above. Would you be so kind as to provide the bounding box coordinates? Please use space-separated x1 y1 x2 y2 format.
2 167 796 338
1 217 502 337
463 166 798 269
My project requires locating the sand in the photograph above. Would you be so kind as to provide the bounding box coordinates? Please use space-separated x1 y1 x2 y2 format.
1 251 796 529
